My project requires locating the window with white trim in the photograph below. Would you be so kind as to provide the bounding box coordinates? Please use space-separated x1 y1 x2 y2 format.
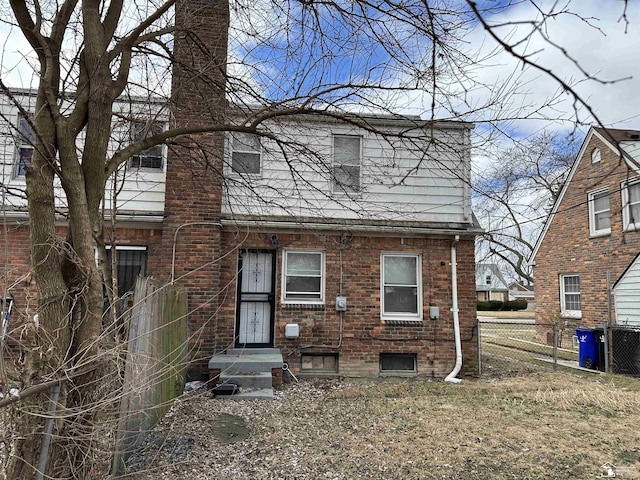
333 135 361 193
622 180 640 231
282 250 325 303
560 274 581 318
14 114 34 177
381 253 422 320
129 121 164 170
588 189 610 236
231 132 261 175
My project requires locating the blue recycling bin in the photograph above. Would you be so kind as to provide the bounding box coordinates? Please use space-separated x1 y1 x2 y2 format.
576 327 601 370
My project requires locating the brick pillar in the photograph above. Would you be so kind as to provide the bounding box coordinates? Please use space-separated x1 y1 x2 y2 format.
154 0 229 371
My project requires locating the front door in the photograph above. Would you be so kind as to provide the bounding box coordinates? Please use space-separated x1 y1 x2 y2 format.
235 249 276 347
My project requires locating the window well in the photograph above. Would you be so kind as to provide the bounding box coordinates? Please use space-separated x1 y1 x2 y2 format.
380 353 417 372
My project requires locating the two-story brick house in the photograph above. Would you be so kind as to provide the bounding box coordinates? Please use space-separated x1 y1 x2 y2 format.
0 0 481 385
531 127 640 329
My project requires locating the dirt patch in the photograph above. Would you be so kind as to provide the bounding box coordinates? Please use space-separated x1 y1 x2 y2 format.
212 413 249 444
124 360 640 480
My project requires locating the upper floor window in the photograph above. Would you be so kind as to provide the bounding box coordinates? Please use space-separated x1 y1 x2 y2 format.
588 189 610 236
559 274 581 318
381 253 422 321
622 180 640 231
130 122 164 170
333 135 361 194
282 250 325 304
591 148 601 164
14 114 34 177
231 132 261 175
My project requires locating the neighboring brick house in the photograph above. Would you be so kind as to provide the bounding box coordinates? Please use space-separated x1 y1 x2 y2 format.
531 127 640 329
0 0 482 382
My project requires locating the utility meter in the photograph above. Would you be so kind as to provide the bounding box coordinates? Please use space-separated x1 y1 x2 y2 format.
336 295 347 311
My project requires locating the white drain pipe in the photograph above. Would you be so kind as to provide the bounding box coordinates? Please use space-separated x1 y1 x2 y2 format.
445 235 462 384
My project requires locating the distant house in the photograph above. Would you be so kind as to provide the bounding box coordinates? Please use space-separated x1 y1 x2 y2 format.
508 282 534 309
476 264 509 302
531 127 640 327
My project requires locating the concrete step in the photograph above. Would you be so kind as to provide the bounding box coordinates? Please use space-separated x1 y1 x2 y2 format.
228 388 274 401
208 351 284 374
220 372 273 390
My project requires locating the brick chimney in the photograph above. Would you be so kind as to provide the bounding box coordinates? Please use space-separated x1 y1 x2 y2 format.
155 0 229 371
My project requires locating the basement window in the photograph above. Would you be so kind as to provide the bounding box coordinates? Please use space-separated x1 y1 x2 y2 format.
379 353 417 372
300 354 338 373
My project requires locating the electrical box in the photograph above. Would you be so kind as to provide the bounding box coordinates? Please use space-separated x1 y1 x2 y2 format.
429 306 439 319
285 323 299 339
336 295 347 311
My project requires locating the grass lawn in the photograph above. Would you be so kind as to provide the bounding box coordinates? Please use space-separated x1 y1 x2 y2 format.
126 357 640 480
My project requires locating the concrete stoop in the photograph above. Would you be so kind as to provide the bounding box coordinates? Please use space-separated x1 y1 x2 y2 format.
208 348 283 400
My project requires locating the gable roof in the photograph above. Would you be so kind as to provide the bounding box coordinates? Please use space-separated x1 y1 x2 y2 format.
529 127 640 264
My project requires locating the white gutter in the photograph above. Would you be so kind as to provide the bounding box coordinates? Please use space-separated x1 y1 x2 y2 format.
221 219 482 237
445 234 462 384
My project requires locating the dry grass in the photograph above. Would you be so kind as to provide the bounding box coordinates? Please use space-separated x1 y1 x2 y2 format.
123 360 640 480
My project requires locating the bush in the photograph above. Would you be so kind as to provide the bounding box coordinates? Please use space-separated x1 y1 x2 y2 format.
477 301 491 311
501 299 528 311
477 300 504 311
489 300 504 311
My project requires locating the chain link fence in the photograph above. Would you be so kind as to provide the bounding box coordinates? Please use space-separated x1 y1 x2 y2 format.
478 319 640 377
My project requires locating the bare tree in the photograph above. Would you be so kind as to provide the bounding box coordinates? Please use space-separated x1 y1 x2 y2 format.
475 130 582 283
0 0 632 477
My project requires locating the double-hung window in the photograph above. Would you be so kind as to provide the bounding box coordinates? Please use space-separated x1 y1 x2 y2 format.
560 274 581 318
231 132 261 175
130 122 164 170
333 135 361 193
622 180 640 231
381 253 422 320
15 114 34 177
588 189 610 236
282 250 325 303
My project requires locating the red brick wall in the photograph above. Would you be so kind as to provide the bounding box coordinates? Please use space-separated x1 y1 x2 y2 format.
217 230 478 378
0 224 162 350
535 134 640 328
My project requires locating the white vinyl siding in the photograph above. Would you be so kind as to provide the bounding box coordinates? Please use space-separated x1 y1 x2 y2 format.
588 189 610 236
560 274 581 318
613 255 640 326
282 250 325 304
381 253 422 321
222 121 471 224
622 180 640 231
0 95 167 218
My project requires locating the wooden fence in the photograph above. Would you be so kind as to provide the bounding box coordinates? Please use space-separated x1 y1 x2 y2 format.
112 277 188 476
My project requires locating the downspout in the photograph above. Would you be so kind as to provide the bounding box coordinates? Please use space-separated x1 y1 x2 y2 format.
445 234 462 384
